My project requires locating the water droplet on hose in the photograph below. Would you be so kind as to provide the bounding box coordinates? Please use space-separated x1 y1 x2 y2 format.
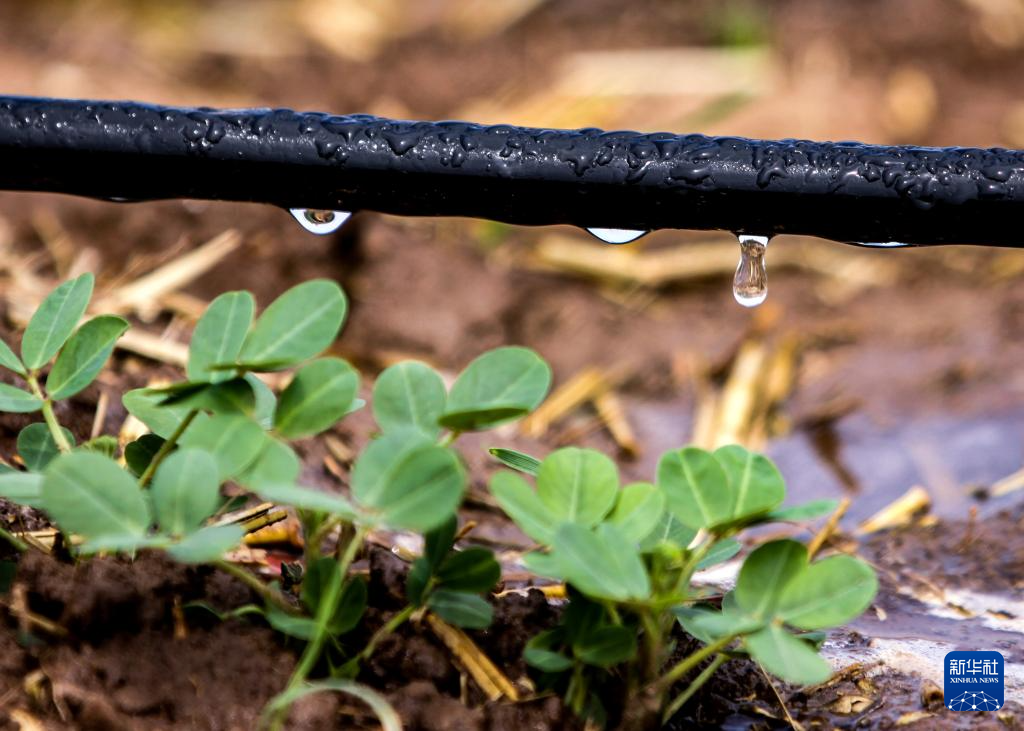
289 208 351 235
586 227 649 244
733 235 769 307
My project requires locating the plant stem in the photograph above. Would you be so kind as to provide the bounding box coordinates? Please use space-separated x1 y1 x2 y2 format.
286 525 367 688
27 376 71 453
661 653 727 723
356 604 415 663
0 524 27 553
438 430 461 447
214 560 297 615
138 409 198 486
657 633 738 691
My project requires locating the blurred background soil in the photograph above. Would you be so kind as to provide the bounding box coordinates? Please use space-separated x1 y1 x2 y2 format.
0 1 1023 728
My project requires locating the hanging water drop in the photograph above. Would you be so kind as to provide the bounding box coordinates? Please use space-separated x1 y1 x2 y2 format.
289 208 352 235
585 227 649 244
732 234 769 307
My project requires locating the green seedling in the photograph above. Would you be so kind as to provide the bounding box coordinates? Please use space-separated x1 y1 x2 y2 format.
489 444 877 728
0 274 551 729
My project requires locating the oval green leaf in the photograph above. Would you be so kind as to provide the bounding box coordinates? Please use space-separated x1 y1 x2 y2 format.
657 447 732 530
488 447 540 476
744 625 832 685
0 383 43 413
608 482 665 543
428 590 493 629
358 446 465 533
123 388 208 439
0 472 45 509
239 279 347 368
187 291 254 383
235 437 300 491
46 315 129 400
734 539 807 620
0 339 25 376
713 444 785 522
22 273 93 370
17 422 74 471
537 447 618 527
256 483 357 518
436 547 501 593
151 448 220 535
551 523 650 601
489 470 554 544
41 452 149 539
167 524 245 563
179 414 265 480
372 361 447 437
439 347 551 431
274 357 359 439
776 554 879 630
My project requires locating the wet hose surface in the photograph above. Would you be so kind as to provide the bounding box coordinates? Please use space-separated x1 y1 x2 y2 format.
2 95 1024 247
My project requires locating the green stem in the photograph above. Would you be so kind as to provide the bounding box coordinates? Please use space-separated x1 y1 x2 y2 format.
0 524 27 553
27 376 71 453
138 409 198 487
214 560 297 615
357 604 415 663
438 430 461 447
657 633 738 691
286 525 367 688
662 653 727 723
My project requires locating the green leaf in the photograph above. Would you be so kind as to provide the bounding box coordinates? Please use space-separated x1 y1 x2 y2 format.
638 512 698 552
255 483 357 518
80 435 118 457
151 448 220 535
713 444 785 522
657 447 732 530
439 347 551 431
274 358 359 439
179 414 265 480
406 557 430 606
608 482 665 543
262 680 401 731
124 434 165 477
22 273 93 370
167 524 245 563
436 548 501 593
524 631 573 672
157 378 256 416
41 452 149 539
776 554 878 630
745 625 832 685
356 445 465 532
235 438 300 490
521 551 565 581
489 470 554 544
17 423 74 471
351 430 433 502
0 472 45 509
763 499 840 523
46 315 128 400
423 516 457 572
537 447 618 527
0 384 43 413
488 447 540 476
674 607 763 642
302 559 367 634
0 339 25 376
187 291 254 383
574 625 637 668
428 590 493 629
122 388 208 439
696 538 742 570
238 280 347 368
265 608 317 640
246 373 277 429
372 361 446 438
734 540 806 620
79 534 168 555
551 523 650 601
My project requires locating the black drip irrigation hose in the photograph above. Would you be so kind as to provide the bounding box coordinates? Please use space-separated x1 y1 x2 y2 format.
2 95 1024 247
